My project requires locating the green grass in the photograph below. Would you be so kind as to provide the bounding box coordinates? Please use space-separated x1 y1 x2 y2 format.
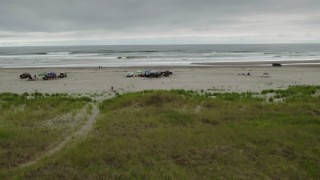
1 86 320 179
0 93 91 171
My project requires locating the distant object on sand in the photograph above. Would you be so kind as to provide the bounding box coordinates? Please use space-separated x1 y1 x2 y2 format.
126 70 173 78
126 72 134 77
58 73 67 78
42 72 57 80
19 72 37 80
261 72 270 78
19 72 31 79
20 72 67 81
272 63 282 67
238 72 251 76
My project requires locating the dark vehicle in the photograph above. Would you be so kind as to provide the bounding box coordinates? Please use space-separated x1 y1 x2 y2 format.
160 70 173 77
43 72 57 80
144 70 151 77
20 72 31 79
272 63 282 67
58 73 67 78
148 70 161 78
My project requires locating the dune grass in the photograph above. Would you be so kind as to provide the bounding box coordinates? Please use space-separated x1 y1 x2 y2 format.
0 93 91 171
2 86 320 179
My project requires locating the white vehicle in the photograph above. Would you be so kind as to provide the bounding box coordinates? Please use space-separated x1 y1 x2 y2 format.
126 72 134 77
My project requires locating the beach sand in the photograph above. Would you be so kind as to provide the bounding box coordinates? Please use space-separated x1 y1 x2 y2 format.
1 65 320 95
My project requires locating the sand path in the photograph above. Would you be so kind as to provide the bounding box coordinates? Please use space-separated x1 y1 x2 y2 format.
18 104 99 169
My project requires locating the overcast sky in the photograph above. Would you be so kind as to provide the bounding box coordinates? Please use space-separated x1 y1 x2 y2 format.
0 0 319 46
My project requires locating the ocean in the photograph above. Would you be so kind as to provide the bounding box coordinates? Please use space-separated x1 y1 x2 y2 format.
0 44 320 68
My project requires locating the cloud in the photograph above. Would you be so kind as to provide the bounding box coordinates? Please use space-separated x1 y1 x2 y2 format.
0 0 319 46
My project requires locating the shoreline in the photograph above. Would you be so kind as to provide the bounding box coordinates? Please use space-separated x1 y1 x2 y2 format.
1 59 320 69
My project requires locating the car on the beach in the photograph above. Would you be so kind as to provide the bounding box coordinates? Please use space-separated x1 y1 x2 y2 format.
58 73 67 78
272 63 282 67
20 72 31 79
146 70 161 78
160 70 173 77
126 72 134 77
43 72 57 80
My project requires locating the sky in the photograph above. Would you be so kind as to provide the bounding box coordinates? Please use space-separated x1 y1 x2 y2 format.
0 0 319 46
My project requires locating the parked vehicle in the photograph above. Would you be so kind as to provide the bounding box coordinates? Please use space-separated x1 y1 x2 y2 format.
160 70 173 77
20 72 31 79
126 72 134 77
144 70 151 77
58 73 67 78
272 63 282 67
43 72 57 80
148 70 161 78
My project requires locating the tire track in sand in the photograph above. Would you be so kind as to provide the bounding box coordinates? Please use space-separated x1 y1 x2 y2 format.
18 104 99 169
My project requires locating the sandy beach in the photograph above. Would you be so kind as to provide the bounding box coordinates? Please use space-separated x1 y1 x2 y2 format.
1 64 320 95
